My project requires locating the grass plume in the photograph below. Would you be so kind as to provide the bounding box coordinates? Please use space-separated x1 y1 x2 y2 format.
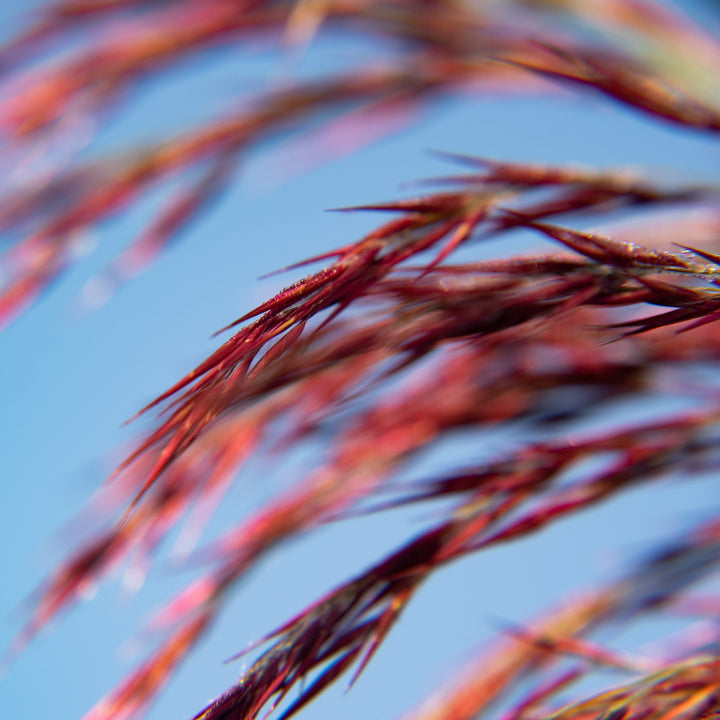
3 2 720 720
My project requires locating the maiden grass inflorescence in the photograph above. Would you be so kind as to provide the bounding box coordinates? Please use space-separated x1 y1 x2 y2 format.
3 2 720 720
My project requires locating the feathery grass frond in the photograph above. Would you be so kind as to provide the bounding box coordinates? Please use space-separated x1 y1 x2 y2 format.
3 2 720 720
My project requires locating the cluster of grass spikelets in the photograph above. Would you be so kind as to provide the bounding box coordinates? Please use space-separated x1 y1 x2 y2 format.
4 2 720 720
19 158 720 720
1 0 720 324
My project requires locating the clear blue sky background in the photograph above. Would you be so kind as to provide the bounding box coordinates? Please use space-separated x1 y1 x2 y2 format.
1 2 719 720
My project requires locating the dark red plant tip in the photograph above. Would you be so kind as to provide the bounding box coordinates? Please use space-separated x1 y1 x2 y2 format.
505 41 720 134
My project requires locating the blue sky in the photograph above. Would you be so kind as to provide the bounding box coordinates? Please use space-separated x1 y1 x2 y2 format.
1 3 719 720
